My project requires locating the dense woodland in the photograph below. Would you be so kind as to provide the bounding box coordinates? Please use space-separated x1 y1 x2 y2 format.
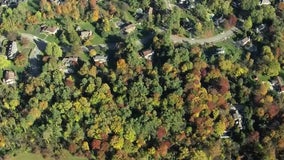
0 0 284 159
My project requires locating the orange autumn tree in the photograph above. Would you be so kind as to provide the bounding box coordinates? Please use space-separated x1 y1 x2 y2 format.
92 6 100 22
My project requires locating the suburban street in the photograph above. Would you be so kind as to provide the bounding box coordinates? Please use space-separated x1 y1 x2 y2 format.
171 27 240 44
20 26 239 58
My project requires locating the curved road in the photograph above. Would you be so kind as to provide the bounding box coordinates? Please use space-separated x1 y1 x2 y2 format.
171 27 239 45
21 26 239 52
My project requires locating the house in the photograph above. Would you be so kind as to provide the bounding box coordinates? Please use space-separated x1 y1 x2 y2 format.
230 105 243 130
1 0 17 7
0 0 8 6
269 76 284 93
3 70 16 85
6 41 17 59
140 49 154 60
214 15 226 26
221 104 243 138
148 7 153 17
255 24 266 33
259 0 271 5
115 21 126 29
244 43 257 52
62 56 78 74
180 18 194 31
232 1 241 8
49 0 63 5
123 24 136 34
41 25 59 35
240 37 251 46
177 0 195 9
216 47 225 54
93 55 107 64
80 30 92 40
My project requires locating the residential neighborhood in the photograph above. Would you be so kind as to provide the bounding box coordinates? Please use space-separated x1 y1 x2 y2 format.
0 0 284 159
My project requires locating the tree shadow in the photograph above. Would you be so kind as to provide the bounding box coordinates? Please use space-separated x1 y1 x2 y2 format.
33 39 47 52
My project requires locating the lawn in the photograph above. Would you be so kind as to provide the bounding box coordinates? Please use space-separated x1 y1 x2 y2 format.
215 39 242 62
78 22 96 31
9 150 87 160
90 32 105 45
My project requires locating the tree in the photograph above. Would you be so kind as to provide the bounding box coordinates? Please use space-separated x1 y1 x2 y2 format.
45 42 62 58
241 0 259 10
14 53 28 67
92 7 99 22
89 0 96 10
0 55 12 69
190 150 209 160
243 17 253 31
110 136 124 150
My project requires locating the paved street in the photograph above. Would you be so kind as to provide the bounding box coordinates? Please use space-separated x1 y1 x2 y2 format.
171 27 239 44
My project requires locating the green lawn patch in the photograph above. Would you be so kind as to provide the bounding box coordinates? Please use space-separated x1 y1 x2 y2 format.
90 32 105 45
215 39 241 62
9 149 87 160
79 22 96 31
45 35 60 44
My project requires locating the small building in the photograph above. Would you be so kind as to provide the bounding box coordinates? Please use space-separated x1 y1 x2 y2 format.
49 0 63 5
80 30 92 40
148 7 153 17
123 24 136 34
240 37 251 46
6 41 17 59
214 15 226 26
216 47 225 54
0 0 9 6
41 25 59 35
232 1 241 8
115 21 126 29
3 70 16 85
259 0 271 5
140 49 154 60
269 76 284 93
62 56 78 74
230 105 243 130
93 55 107 64
255 24 266 33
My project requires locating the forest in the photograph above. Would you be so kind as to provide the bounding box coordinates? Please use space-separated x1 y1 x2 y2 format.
0 0 284 159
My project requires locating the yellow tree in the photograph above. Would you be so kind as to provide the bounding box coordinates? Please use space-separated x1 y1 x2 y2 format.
92 6 100 22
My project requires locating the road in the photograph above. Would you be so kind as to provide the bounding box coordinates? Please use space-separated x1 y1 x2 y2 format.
171 27 239 45
20 26 239 54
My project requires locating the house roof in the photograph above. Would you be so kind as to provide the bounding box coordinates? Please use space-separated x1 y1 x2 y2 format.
41 25 59 34
93 55 108 63
260 0 271 5
141 49 154 57
123 24 136 33
7 41 18 59
148 7 153 16
80 30 92 39
4 70 16 80
241 37 250 46
63 56 78 64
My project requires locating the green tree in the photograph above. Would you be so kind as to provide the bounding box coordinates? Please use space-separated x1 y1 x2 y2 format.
0 55 12 69
45 42 63 58
243 17 253 31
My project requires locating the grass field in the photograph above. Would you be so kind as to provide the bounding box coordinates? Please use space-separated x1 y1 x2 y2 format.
9 150 87 160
